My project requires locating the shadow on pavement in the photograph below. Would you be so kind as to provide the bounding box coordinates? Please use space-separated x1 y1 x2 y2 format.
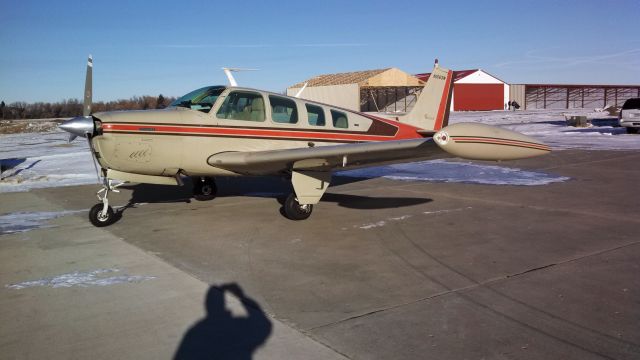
321 193 432 210
174 283 273 360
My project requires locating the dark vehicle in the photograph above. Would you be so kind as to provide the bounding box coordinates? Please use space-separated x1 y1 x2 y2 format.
619 98 640 134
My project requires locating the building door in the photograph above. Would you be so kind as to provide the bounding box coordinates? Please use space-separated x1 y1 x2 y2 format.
454 84 504 111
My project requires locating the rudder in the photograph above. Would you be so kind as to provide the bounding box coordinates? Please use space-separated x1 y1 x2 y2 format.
399 65 453 131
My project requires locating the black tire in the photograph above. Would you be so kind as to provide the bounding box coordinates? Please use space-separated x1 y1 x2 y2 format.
193 177 217 201
626 127 639 134
283 193 313 220
89 204 115 227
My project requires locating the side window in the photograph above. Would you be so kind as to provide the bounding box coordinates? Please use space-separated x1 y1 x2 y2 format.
269 96 298 124
306 104 325 126
216 91 265 122
331 109 348 129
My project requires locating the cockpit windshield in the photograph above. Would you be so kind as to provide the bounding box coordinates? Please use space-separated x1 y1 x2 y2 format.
170 86 226 113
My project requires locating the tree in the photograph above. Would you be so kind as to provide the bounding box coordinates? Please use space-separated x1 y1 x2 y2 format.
156 94 166 109
0 101 5 119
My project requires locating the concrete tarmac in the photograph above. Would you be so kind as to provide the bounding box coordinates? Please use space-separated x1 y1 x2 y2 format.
1 150 639 359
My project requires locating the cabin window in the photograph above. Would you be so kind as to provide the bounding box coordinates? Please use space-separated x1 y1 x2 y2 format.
269 96 298 124
306 104 325 126
216 91 265 121
331 110 349 129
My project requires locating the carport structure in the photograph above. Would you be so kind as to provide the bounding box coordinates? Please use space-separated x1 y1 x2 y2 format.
510 84 640 110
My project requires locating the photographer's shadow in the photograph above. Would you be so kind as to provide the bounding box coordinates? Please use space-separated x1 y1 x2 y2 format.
174 283 273 360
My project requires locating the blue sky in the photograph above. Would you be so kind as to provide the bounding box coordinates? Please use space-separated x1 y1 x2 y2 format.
1 0 639 102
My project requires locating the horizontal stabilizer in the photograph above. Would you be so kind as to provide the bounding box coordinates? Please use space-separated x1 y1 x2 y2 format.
433 123 551 161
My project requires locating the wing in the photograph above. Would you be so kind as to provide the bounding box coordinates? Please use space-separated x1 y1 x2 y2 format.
207 138 444 175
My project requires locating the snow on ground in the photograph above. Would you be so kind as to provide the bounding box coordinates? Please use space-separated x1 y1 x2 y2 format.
1 130 97 193
0 109 637 196
0 209 87 235
5 268 156 289
338 159 569 186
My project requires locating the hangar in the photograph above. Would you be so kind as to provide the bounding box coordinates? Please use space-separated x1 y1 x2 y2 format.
287 68 424 113
416 69 509 111
509 84 640 110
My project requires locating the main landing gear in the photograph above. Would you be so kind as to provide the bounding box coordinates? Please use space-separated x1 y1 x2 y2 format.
281 169 331 221
193 176 217 201
89 179 124 227
283 193 313 220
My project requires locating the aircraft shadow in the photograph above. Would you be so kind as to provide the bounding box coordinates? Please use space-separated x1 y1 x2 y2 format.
173 283 272 360
320 193 432 210
113 175 424 223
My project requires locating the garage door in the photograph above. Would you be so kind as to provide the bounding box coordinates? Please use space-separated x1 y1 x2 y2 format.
454 84 504 111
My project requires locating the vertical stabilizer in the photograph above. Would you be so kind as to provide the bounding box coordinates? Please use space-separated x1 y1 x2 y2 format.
399 65 453 131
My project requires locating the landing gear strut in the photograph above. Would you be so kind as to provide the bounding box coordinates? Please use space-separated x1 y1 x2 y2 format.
283 193 313 220
89 179 123 227
193 176 217 201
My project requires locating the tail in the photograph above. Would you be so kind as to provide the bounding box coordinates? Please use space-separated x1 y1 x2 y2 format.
399 65 453 132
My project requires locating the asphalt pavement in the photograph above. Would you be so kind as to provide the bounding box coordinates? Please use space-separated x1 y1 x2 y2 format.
1 150 639 359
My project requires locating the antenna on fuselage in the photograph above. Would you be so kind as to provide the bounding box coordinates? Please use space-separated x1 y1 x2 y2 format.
294 82 308 98
221 67 258 87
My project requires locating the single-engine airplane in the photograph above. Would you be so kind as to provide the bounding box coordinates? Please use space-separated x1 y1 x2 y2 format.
60 56 550 227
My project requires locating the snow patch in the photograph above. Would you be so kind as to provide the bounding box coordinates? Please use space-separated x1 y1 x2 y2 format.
355 207 472 230
424 207 472 215
359 221 387 229
339 160 569 186
0 210 86 235
6 268 156 289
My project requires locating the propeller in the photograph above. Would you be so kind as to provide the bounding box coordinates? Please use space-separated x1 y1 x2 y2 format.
58 55 101 183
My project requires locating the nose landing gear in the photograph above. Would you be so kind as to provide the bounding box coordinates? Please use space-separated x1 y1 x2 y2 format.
88 179 124 227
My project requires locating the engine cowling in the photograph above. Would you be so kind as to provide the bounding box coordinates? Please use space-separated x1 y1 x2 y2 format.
433 122 550 161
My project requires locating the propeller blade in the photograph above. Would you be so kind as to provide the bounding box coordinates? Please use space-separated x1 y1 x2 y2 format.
68 133 78 143
83 55 93 117
86 136 101 183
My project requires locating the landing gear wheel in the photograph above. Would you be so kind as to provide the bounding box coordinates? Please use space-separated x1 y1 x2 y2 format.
283 193 313 220
89 204 115 227
193 177 217 201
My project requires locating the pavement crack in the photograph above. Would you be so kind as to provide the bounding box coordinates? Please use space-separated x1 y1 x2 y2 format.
506 263 557 278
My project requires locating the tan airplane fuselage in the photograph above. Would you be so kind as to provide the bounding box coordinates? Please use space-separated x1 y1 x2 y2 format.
92 87 433 179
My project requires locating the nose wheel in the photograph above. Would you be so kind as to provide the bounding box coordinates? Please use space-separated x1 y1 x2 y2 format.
193 177 217 201
283 193 313 220
89 179 123 227
89 203 115 227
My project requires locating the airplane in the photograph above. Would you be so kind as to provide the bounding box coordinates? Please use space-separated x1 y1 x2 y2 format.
60 56 551 227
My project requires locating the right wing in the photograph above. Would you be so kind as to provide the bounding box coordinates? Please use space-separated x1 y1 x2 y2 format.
207 138 444 176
